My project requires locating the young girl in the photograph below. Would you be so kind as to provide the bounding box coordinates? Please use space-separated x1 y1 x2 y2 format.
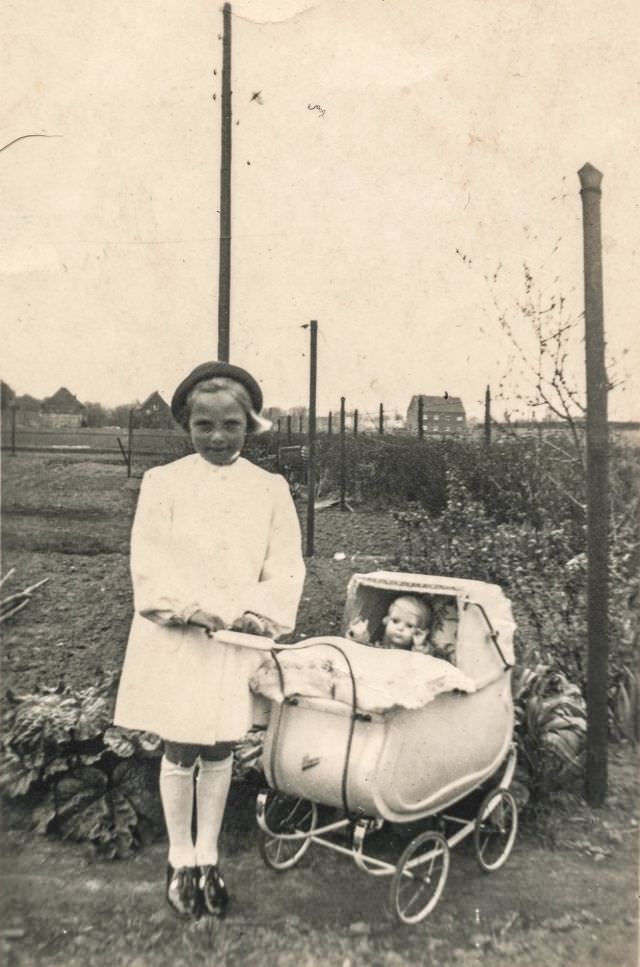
113 361 306 919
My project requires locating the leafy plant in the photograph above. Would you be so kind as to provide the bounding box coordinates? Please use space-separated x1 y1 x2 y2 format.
1 674 271 857
394 454 639 688
610 664 640 744
1 674 164 858
512 664 587 800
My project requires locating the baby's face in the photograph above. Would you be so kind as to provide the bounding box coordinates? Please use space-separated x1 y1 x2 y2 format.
384 601 425 648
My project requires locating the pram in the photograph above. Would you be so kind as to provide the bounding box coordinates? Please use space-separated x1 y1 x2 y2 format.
221 572 518 924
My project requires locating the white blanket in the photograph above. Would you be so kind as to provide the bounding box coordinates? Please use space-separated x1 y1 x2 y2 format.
250 636 476 714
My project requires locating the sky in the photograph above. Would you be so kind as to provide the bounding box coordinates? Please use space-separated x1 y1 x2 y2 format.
3 0 639 421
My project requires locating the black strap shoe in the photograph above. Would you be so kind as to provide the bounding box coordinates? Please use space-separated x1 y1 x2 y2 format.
198 865 229 917
166 865 201 919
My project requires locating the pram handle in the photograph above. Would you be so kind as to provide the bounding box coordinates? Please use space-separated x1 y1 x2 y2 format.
266 639 361 818
463 600 512 670
211 632 366 815
209 629 277 651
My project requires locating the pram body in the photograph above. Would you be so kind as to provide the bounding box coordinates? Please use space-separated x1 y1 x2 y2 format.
259 572 516 823
218 571 519 924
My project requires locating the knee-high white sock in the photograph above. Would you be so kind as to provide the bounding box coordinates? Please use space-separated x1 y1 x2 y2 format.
194 756 233 867
159 755 197 869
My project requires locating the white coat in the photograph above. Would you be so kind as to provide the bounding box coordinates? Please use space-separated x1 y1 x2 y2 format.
113 454 305 743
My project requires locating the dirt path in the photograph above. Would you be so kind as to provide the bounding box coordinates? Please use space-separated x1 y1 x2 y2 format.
2 746 638 966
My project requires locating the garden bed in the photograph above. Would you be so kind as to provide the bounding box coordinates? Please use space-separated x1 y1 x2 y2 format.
1 452 638 966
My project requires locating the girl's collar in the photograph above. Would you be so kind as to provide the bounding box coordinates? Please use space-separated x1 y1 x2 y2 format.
196 452 242 471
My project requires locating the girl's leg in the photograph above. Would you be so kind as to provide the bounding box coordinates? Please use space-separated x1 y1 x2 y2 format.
195 742 234 915
161 743 199 867
194 744 234 866
160 743 200 917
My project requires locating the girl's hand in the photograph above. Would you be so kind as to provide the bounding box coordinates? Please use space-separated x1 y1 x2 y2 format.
231 612 277 637
189 610 226 633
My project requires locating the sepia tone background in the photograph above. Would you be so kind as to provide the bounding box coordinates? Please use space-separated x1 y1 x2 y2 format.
3 0 639 420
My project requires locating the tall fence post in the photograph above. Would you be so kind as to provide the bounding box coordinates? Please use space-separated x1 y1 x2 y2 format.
305 321 317 556
579 162 609 807
10 403 17 456
127 409 134 478
328 411 332 435
339 397 346 510
217 1 232 361
484 385 492 447
417 396 424 439
353 409 358 437
379 403 384 435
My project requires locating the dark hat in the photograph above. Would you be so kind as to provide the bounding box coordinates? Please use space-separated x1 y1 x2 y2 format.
171 361 264 424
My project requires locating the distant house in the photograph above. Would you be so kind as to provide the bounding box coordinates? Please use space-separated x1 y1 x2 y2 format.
263 406 287 424
12 393 42 428
0 381 16 431
0 380 16 409
406 395 466 436
352 410 406 434
138 391 174 429
40 387 86 428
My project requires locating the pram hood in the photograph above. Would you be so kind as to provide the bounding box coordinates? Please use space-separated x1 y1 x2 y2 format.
343 572 517 682
251 572 515 715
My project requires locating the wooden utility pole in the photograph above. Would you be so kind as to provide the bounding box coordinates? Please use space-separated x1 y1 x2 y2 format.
127 409 135 478
305 321 317 556
417 396 424 439
10 403 17 456
579 162 609 807
379 403 384 435
339 397 346 510
217 2 232 361
484 385 492 447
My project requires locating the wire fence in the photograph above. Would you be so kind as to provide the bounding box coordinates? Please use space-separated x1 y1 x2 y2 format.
3 409 639 561
3 408 638 485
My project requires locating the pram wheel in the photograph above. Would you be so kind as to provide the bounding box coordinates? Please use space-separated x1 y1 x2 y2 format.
473 787 518 872
257 790 318 871
389 831 450 924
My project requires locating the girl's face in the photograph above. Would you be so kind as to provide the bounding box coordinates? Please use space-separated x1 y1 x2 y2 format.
188 390 248 465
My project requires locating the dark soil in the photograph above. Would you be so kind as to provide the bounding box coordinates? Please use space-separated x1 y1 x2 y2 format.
1 456 401 691
1 453 638 966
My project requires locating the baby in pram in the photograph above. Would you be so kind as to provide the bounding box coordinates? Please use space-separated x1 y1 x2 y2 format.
347 594 432 653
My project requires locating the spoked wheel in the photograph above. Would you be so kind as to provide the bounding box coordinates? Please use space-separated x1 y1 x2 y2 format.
257 790 318 871
473 787 518 872
389 831 450 924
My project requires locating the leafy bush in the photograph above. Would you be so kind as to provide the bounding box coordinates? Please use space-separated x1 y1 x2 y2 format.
512 664 587 801
0 675 164 858
461 430 586 535
298 435 455 511
1 675 271 857
394 458 638 687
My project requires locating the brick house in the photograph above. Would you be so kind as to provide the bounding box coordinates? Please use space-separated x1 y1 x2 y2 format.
138 391 174 429
406 395 466 436
40 387 86 428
